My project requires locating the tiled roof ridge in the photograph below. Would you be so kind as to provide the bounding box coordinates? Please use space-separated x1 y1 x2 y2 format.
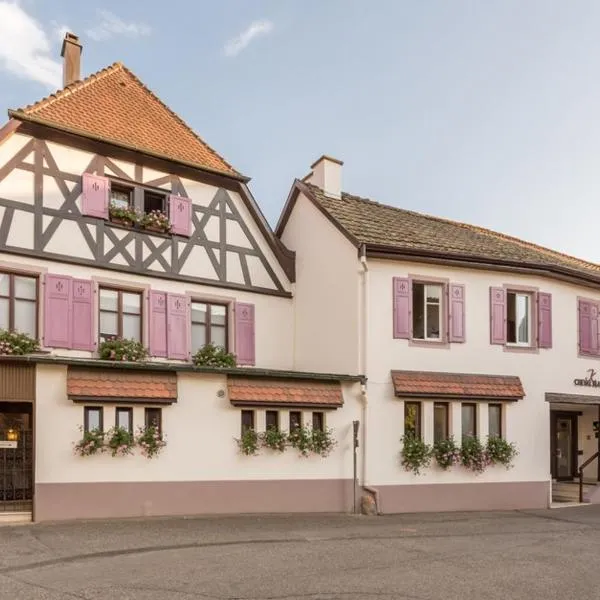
14 62 239 177
305 182 600 273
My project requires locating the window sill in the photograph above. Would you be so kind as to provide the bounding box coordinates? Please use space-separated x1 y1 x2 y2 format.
503 345 539 354
408 339 450 350
105 219 173 239
578 351 600 360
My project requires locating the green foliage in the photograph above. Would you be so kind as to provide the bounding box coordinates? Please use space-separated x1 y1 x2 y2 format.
310 427 337 457
260 426 288 452
400 434 432 475
0 329 40 355
109 202 139 224
288 425 314 457
106 426 135 457
432 436 460 470
98 337 148 362
73 427 105 457
486 436 518 469
136 425 166 459
237 427 259 456
460 436 488 473
192 342 236 367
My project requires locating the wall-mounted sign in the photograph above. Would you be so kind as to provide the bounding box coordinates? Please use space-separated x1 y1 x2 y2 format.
574 369 600 387
0 441 17 449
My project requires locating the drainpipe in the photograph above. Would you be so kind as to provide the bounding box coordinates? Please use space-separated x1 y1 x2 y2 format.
359 245 379 513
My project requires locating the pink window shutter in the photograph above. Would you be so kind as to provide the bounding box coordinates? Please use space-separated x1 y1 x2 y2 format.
149 291 168 357
82 173 109 219
490 287 507 345
235 302 255 366
537 292 552 349
392 277 411 339
579 300 592 354
169 195 192 236
166 293 190 360
71 279 95 351
43 274 72 349
592 303 600 355
448 283 466 343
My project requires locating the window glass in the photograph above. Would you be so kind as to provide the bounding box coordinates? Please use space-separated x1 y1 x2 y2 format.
116 408 132 433
489 404 502 439
266 410 279 431
99 312 118 341
289 411 301 432
404 402 421 438
433 403 449 442
507 292 530 345
144 191 166 214
14 276 36 300
145 407 162 434
85 407 102 432
211 305 227 326
0 298 8 330
211 326 226 348
110 185 132 210
99 289 118 311
241 410 254 434
191 302 207 324
461 404 477 439
412 283 442 340
0 274 8 296
191 324 207 353
412 284 424 339
122 314 141 341
312 412 324 432
122 293 141 315
14 300 36 336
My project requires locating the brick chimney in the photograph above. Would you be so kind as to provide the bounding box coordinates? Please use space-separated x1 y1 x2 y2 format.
305 155 343 198
61 32 82 87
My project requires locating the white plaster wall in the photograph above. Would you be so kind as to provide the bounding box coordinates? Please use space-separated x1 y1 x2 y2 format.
365 258 600 488
280 193 360 374
35 366 362 484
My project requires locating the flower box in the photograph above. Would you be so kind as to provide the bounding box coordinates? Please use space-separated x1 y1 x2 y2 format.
110 217 134 227
143 224 169 234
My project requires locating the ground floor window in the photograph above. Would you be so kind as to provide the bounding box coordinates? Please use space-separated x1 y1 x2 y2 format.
289 411 302 432
115 407 133 433
312 412 324 432
266 410 279 431
241 410 254 435
144 407 162 434
488 404 502 439
84 407 103 433
433 402 449 442
461 403 477 439
404 402 421 438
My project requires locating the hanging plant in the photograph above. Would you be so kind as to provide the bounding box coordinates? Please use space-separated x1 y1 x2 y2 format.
460 436 489 473
136 425 166 459
237 427 259 456
0 329 40 355
193 343 236 367
432 436 461 470
98 337 148 362
400 434 432 475
73 427 105 457
288 425 313 457
260 427 288 452
106 426 135 457
310 427 337 457
486 437 518 469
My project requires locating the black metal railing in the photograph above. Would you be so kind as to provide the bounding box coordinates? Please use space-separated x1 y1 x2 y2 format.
579 451 599 503
0 429 33 512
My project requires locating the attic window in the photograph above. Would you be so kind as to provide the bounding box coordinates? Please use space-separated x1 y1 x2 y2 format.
144 190 166 214
110 183 133 210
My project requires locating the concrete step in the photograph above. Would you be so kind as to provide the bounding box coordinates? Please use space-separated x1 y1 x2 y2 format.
552 482 595 503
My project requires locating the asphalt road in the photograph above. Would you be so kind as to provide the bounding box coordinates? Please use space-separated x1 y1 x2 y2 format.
1 506 600 599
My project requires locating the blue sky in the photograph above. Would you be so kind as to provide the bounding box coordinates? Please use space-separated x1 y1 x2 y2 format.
2 1 600 261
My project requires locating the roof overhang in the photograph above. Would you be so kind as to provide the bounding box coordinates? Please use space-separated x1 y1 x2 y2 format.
228 377 344 409
546 392 600 406
391 370 524 401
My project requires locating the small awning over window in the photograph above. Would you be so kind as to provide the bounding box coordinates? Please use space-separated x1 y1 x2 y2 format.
545 393 600 405
391 370 524 401
67 368 177 404
227 378 343 408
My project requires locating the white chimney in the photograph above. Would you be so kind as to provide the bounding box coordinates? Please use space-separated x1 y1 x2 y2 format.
61 32 82 87
306 155 343 198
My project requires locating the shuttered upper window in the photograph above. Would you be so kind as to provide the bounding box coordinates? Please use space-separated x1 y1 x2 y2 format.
191 302 228 353
99 288 142 343
579 298 600 356
0 272 37 338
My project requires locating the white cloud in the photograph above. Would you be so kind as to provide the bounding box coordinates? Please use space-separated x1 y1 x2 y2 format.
86 10 151 42
224 20 274 57
0 1 61 88
51 21 72 43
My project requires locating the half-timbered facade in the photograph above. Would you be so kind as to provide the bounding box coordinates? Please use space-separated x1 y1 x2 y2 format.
0 34 362 522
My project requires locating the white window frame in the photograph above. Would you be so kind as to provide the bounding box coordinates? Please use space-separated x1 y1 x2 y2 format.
412 282 444 342
506 291 532 347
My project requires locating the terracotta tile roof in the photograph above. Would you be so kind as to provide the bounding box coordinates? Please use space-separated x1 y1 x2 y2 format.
67 368 177 402
11 63 239 177
391 370 524 400
297 181 600 284
228 378 343 408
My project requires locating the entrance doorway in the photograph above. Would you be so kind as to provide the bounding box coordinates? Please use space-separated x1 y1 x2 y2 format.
551 412 578 481
0 402 33 513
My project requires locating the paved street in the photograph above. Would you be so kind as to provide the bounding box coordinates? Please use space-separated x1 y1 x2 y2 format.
1 506 600 599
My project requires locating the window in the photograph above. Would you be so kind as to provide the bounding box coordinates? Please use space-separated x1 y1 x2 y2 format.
99 288 142 342
241 410 254 435
312 412 324 432
404 402 421 438
144 190 166 214
289 411 302 432
0 272 37 337
115 407 133 433
461 403 477 439
84 407 103 433
266 410 279 431
507 292 531 345
191 302 228 353
434 403 449 442
110 183 133 210
412 283 442 340
489 404 502 439
144 407 162 434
